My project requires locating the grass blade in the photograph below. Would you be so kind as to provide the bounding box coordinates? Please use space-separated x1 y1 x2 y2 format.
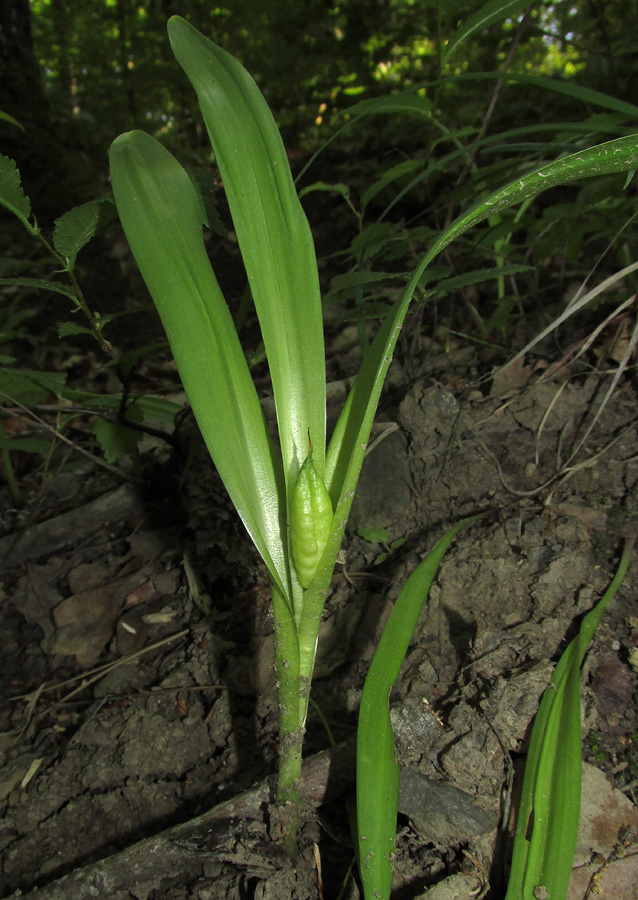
167 17 326 495
109 131 288 596
505 540 633 900
357 516 482 900
443 0 531 65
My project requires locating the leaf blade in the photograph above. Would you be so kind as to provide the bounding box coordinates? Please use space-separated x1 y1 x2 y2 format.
0 154 31 225
109 130 289 596
167 16 326 497
357 517 482 900
505 541 633 900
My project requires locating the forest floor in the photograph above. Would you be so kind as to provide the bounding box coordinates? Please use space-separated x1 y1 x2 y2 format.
1 219 638 899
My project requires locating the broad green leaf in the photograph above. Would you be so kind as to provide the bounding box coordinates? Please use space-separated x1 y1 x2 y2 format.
505 541 633 900
357 517 481 900
168 17 326 499
444 0 531 65
53 199 117 268
109 130 288 596
0 154 31 226
0 277 76 301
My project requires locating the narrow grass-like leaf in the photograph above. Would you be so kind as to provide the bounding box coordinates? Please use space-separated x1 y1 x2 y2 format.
443 0 531 65
430 264 534 296
0 437 51 454
168 17 326 496
326 135 638 598
110 131 288 596
357 516 482 900
450 71 638 119
505 540 633 900
0 110 24 131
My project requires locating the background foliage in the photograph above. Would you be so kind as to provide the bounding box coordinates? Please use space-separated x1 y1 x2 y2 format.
1 0 638 475
20 0 638 154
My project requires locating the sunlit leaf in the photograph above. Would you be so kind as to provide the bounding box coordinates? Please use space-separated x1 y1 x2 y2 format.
53 199 118 268
110 131 289 596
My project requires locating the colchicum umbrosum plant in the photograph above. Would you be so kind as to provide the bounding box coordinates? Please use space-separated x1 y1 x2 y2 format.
110 14 638 880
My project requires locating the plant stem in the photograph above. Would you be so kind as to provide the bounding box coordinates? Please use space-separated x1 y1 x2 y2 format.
271 583 303 854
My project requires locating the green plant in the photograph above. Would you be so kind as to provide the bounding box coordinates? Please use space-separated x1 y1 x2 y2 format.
356 516 481 900
504 539 632 900
0 156 184 492
109 13 638 860
356 536 632 900
358 526 407 566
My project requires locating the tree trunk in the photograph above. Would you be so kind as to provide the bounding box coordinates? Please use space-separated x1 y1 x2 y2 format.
0 0 92 219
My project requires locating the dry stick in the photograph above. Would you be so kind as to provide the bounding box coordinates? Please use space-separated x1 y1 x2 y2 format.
0 393 142 483
9 630 190 703
478 417 637 500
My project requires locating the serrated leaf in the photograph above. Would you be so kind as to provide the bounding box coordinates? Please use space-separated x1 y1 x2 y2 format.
93 416 142 463
0 277 77 301
186 168 228 236
0 154 31 224
326 302 394 324
53 199 118 268
57 321 96 339
298 180 352 201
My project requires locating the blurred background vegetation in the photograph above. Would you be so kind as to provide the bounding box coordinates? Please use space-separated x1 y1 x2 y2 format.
2 0 636 212
1 0 637 437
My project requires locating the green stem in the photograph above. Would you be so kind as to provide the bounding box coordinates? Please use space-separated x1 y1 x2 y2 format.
34 231 113 356
271 583 303 854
